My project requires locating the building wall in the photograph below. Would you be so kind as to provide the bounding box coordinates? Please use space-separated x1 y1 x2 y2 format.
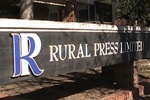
0 5 20 19
33 3 49 20
0 0 112 23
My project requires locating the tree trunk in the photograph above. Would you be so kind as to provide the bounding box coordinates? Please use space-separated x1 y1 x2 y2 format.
62 0 77 22
20 0 33 19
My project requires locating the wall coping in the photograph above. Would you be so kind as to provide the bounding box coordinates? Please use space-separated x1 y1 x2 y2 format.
0 18 149 33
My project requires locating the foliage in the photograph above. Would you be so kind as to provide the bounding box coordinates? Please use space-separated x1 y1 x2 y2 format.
117 0 150 26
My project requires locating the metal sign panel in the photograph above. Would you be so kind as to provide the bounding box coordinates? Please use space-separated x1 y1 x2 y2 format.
0 32 150 84
0 30 150 84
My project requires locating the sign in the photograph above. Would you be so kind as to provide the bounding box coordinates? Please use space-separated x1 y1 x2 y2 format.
11 33 44 77
12 33 144 77
0 31 150 85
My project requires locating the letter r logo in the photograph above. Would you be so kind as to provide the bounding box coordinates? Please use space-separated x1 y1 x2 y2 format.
11 33 44 77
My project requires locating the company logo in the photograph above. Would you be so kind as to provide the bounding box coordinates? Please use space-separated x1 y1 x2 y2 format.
11 33 44 77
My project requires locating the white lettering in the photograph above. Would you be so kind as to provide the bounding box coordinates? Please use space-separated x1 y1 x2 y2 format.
99 43 106 55
85 44 91 57
137 41 144 51
120 41 144 53
94 42 119 56
94 43 99 56
68 44 76 59
58 45 68 61
76 44 84 58
49 45 59 62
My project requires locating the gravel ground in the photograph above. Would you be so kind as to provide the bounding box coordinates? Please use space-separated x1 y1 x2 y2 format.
0 59 150 100
0 68 121 100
